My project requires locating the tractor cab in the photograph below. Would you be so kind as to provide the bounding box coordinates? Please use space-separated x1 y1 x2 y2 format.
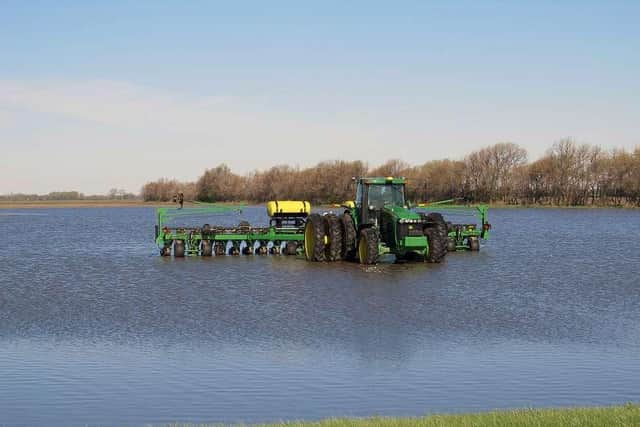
353 177 409 226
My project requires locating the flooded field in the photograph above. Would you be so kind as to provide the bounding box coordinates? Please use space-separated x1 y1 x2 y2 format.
0 207 639 425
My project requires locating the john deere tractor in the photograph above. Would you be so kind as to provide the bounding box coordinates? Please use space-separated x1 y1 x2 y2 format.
304 177 449 264
154 177 488 262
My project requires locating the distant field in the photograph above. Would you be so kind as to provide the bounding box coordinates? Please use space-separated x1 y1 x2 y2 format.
174 405 640 427
0 200 171 209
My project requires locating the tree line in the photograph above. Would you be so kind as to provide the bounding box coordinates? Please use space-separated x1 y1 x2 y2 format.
141 139 640 207
0 189 137 201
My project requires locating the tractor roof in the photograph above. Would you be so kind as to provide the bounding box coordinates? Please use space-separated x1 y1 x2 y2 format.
359 176 406 185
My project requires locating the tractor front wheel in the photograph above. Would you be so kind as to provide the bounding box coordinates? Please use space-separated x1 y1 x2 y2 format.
358 228 379 265
423 213 448 263
304 214 326 261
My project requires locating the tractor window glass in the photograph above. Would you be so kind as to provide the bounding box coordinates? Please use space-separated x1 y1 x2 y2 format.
356 183 364 208
367 184 405 208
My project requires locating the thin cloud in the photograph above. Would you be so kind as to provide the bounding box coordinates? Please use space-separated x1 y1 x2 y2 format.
0 79 379 194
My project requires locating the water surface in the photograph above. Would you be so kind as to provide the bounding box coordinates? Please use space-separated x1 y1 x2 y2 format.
0 207 639 425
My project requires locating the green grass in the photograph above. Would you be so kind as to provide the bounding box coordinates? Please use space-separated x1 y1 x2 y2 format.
169 404 640 427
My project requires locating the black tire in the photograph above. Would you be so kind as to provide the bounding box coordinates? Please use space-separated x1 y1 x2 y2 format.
447 237 457 252
468 237 480 251
424 213 448 263
214 243 226 256
174 240 185 258
324 214 343 261
340 213 357 260
358 228 379 264
160 245 171 257
201 240 212 256
285 241 298 255
304 213 326 261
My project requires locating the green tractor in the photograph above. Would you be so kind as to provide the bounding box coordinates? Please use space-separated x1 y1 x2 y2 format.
304 177 450 264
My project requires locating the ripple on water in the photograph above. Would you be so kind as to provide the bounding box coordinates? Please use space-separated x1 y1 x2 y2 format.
0 207 639 425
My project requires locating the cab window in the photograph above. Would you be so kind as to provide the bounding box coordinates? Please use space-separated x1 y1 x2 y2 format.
367 184 405 208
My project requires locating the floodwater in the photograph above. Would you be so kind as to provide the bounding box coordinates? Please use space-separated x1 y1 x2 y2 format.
0 207 639 425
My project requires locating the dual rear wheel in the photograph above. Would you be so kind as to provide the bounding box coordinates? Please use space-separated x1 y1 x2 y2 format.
304 213 345 262
304 212 378 265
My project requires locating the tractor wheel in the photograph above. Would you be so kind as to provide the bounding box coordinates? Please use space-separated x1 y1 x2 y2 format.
324 214 343 261
358 228 379 265
304 213 326 261
447 237 456 252
160 245 172 257
173 240 185 258
468 237 480 251
201 240 213 256
424 213 448 263
340 213 357 260
286 241 298 255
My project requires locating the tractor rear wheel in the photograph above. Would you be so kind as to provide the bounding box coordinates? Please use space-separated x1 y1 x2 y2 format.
324 214 343 261
174 240 185 258
340 213 357 260
304 213 326 261
358 228 379 265
424 213 448 263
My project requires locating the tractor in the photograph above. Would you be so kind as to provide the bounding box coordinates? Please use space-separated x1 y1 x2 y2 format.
304 177 450 264
154 177 489 262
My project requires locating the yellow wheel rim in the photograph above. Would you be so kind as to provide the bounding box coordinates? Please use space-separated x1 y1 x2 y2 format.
304 221 314 259
358 235 367 264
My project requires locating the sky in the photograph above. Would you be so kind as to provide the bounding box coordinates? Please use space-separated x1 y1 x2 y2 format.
1 0 639 194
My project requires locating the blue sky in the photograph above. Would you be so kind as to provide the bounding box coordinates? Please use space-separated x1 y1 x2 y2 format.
1 1 639 194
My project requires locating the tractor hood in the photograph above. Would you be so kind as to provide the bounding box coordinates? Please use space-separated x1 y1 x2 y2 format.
383 205 422 221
